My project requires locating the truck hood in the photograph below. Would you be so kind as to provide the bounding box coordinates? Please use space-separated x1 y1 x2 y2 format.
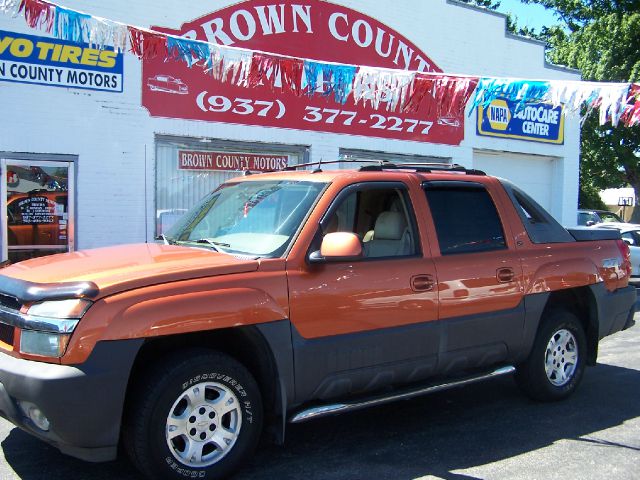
0 243 259 301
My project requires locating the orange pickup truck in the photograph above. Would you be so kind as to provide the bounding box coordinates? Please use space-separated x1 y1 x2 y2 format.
0 163 635 480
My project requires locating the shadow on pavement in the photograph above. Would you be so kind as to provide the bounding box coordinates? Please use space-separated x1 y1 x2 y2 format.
2 360 639 480
237 361 640 480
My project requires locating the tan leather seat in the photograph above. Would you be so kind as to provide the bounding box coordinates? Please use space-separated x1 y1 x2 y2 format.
363 211 412 257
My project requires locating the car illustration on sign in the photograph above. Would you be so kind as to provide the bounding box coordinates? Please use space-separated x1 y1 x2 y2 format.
147 75 188 94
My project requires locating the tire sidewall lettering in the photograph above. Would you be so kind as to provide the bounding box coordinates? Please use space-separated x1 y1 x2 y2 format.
182 373 247 397
165 456 207 478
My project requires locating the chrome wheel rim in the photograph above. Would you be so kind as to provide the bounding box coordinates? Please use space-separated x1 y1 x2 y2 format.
544 329 578 387
166 381 242 468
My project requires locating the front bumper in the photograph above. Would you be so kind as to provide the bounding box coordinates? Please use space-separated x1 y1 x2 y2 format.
0 339 143 462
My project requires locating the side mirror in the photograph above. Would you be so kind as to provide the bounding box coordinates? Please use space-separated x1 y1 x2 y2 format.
309 232 363 263
586 221 596 227
624 238 634 246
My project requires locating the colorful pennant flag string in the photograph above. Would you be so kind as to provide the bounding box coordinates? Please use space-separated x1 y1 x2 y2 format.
469 78 550 113
247 53 304 95
621 84 640 127
2 0 640 129
129 27 168 60
353 67 414 111
402 74 479 125
0 0 20 13
302 61 357 104
19 0 53 30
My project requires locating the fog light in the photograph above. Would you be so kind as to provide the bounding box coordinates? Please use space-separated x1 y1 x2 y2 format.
20 330 71 358
18 401 50 431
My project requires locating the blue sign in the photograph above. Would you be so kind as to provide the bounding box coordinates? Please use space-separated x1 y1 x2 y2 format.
477 98 564 144
0 29 123 92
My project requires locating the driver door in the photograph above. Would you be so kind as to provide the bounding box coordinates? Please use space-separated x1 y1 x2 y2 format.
286 181 439 402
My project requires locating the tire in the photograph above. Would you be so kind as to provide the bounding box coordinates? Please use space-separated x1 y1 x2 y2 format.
124 349 263 480
515 310 587 402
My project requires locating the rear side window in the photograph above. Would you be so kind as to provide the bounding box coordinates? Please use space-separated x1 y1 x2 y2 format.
424 184 506 255
501 180 574 244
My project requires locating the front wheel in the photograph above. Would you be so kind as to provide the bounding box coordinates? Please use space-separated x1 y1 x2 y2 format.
124 349 263 480
515 310 587 401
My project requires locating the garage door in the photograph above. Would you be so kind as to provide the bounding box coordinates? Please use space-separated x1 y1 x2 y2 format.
473 151 557 214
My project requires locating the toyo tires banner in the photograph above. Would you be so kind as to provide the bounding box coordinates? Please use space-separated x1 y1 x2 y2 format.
142 0 466 145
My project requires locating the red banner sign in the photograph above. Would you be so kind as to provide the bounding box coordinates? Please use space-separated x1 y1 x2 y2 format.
143 1 465 145
178 150 289 172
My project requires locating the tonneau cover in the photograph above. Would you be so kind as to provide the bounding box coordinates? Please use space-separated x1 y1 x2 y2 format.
567 227 621 242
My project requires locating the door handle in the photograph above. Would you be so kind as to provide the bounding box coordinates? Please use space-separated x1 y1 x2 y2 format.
496 267 515 283
411 274 435 292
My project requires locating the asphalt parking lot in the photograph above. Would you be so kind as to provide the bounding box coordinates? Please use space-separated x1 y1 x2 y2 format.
1 309 639 480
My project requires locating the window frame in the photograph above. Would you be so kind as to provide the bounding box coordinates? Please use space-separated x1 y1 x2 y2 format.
422 180 508 256
314 181 422 261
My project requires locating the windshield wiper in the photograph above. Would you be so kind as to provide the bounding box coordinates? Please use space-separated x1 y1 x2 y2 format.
195 238 231 252
158 234 175 245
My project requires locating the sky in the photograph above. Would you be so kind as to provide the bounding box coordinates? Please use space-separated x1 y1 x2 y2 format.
496 0 560 31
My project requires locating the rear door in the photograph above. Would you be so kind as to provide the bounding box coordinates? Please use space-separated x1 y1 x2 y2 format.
422 180 525 372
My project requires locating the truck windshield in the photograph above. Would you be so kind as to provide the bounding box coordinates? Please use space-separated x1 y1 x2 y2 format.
165 180 327 257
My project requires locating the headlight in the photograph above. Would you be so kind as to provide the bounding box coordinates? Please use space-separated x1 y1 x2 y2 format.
27 299 92 320
17 299 92 357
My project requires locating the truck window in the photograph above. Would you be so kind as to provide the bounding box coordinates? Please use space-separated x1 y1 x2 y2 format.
323 186 418 258
424 184 506 255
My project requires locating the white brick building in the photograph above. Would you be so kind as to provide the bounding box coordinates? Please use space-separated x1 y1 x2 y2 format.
0 0 580 262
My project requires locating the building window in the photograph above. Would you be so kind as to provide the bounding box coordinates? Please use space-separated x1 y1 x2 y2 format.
155 136 308 236
339 148 450 168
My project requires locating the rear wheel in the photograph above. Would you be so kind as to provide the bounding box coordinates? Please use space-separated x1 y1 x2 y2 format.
124 349 263 480
515 310 587 401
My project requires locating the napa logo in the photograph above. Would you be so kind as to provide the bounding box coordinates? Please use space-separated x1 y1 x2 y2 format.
477 97 564 145
487 99 511 131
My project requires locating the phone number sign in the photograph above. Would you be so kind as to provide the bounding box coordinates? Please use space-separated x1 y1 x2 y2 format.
142 0 464 145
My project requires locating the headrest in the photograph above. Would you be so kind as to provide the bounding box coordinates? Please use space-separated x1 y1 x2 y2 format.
374 211 406 240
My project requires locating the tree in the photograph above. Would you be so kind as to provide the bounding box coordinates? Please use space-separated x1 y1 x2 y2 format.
523 1 640 216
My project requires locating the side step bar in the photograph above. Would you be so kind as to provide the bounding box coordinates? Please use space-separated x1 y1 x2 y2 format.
289 365 515 424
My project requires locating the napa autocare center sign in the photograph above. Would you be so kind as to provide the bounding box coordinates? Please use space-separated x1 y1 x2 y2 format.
477 98 565 144
179 150 289 172
142 0 465 145
0 29 123 92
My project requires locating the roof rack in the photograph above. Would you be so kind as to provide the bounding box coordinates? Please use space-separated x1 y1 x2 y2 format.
282 159 387 173
281 159 485 176
358 162 486 175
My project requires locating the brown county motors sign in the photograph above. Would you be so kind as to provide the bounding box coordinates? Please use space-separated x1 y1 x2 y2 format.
178 150 289 172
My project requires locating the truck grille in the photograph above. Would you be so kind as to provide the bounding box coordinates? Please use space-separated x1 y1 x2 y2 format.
0 294 20 349
0 294 21 311
0 322 14 347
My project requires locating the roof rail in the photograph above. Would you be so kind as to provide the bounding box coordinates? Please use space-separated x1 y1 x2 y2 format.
358 163 486 175
280 159 486 176
282 159 387 172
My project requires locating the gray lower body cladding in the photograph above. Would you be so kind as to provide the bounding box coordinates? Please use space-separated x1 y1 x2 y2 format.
591 284 636 338
0 338 143 462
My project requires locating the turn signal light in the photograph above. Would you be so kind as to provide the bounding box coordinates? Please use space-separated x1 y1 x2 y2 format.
616 239 632 277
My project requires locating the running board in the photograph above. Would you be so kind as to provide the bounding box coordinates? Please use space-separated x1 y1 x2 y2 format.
289 365 515 424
